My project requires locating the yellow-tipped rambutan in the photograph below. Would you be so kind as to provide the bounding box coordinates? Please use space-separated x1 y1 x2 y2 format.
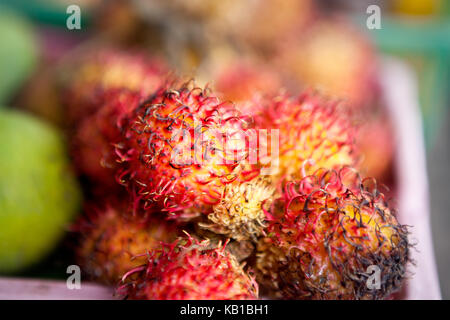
199 177 275 241
256 168 410 300
76 200 178 285
118 234 259 300
251 92 358 183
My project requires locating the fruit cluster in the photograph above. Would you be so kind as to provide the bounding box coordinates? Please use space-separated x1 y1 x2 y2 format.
59 46 411 300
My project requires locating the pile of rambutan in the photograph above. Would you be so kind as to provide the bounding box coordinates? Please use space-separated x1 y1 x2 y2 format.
60 45 411 300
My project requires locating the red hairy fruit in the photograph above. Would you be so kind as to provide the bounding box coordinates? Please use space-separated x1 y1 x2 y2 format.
118 235 259 300
277 19 377 109
60 48 168 124
71 89 143 192
256 168 410 299
117 82 257 219
76 201 178 285
251 92 358 183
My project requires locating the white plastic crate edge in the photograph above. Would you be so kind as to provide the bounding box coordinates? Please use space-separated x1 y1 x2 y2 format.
380 56 441 300
0 277 115 300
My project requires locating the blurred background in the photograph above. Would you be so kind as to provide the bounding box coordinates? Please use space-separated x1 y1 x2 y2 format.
0 0 449 299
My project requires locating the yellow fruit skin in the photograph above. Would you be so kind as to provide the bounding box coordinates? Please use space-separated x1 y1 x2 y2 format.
252 93 358 183
200 177 275 241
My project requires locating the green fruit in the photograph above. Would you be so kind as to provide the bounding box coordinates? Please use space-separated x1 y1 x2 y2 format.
0 109 81 273
0 7 38 104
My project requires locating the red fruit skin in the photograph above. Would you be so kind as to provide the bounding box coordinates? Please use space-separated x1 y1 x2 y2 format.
116 83 257 219
60 48 169 125
71 89 143 193
249 92 359 183
118 235 259 300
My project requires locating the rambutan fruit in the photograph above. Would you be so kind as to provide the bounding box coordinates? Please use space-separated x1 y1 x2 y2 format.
118 235 259 300
251 92 358 183
199 177 275 241
255 168 410 300
116 82 257 219
71 89 143 193
76 201 178 285
59 47 168 125
276 18 377 109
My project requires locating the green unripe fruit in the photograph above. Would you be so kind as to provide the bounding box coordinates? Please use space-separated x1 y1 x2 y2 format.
0 109 81 273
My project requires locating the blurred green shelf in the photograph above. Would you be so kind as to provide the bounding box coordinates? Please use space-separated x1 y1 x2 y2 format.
0 0 92 27
355 15 450 149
